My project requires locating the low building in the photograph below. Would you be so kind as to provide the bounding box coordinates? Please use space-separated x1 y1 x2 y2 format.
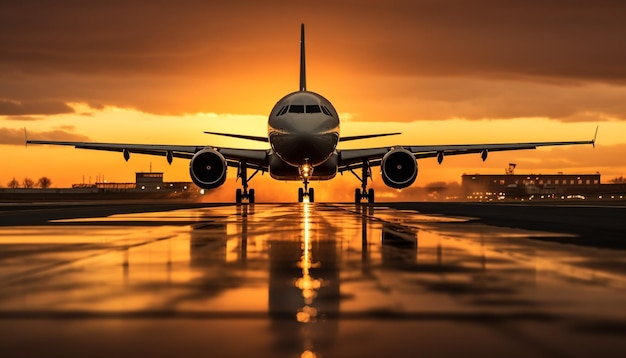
74 172 195 193
462 173 605 200
135 172 164 190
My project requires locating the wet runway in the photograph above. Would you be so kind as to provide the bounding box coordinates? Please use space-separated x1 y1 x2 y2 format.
0 202 625 357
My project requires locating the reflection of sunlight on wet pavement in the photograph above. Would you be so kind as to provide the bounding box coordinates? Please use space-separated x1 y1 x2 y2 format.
295 203 321 357
296 203 322 315
0 203 625 357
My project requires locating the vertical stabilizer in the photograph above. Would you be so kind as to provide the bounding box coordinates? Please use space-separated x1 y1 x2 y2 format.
299 23 306 91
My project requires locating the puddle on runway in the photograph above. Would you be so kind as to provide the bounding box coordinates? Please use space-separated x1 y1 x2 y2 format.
0 203 624 357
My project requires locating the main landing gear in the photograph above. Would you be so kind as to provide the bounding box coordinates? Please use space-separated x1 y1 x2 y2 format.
236 162 259 204
298 178 314 203
350 160 375 204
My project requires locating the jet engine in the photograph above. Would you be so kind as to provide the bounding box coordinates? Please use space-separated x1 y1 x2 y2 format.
381 148 418 189
189 149 228 189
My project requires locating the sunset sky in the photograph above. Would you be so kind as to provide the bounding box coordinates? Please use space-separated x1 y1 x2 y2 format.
2 0 626 201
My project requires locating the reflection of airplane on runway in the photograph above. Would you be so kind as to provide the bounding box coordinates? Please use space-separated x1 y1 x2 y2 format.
27 24 597 203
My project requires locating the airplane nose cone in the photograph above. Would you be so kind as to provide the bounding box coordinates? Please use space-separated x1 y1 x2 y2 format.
271 132 337 166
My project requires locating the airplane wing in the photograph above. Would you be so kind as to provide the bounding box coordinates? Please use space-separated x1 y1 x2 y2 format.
26 140 269 170
204 132 269 142
340 132 401 142
338 135 597 172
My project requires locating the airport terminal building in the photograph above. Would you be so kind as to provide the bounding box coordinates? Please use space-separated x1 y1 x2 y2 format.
462 172 626 200
74 172 193 193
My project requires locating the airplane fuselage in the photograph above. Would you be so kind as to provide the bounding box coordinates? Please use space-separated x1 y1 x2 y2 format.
268 91 340 180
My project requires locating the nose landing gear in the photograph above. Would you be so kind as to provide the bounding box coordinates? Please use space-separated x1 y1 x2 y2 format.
297 162 314 202
298 178 314 202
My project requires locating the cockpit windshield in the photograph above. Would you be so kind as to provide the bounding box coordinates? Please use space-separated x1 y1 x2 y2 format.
279 104 332 116
277 104 333 116
305 105 321 113
289 105 305 113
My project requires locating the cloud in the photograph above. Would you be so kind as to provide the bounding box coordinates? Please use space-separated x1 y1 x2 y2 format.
54 125 77 131
1 0 626 118
331 0 626 82
345 78 626 122
0 99 74 116
0 127 90 145
5 116 45 121
1 1 625 81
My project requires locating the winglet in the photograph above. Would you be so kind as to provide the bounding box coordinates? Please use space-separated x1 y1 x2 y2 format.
299 23 306 92
24 127 28 148
592 125 599 148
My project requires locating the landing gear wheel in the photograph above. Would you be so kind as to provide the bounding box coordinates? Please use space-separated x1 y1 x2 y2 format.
350 160 376 204
308 188 314 203
368 188 375 203
235 161 261 204
298 188 304 202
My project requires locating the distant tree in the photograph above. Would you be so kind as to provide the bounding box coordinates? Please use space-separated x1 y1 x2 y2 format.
8 178 19 189
425 181 449 191
37 176 52 189
610 176 626 184
22 177 34 189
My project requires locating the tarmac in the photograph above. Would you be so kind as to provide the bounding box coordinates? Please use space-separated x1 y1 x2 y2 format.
0 201 624 357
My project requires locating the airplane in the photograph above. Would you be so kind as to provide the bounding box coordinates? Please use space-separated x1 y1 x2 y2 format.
27 24 597 204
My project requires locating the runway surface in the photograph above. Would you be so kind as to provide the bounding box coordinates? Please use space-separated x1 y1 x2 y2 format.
0 202 625 357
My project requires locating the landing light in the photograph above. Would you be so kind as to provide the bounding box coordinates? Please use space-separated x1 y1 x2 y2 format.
300 163 313 178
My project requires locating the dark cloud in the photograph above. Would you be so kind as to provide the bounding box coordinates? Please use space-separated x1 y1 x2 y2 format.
331 0 626 82
0 127 89 145
1 1 625 116
343 78 626 122
0 99 73 116
2 1 624 80
5 116 44 121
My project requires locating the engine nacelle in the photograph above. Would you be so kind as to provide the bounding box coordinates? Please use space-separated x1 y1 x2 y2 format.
381 148 418 189
189 149 227 189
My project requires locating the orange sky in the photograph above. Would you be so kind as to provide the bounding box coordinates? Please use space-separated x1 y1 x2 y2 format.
2 1 625 200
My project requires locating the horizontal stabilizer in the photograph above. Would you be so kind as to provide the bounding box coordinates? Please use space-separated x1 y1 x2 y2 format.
340 132 401 142
204 132 268 143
